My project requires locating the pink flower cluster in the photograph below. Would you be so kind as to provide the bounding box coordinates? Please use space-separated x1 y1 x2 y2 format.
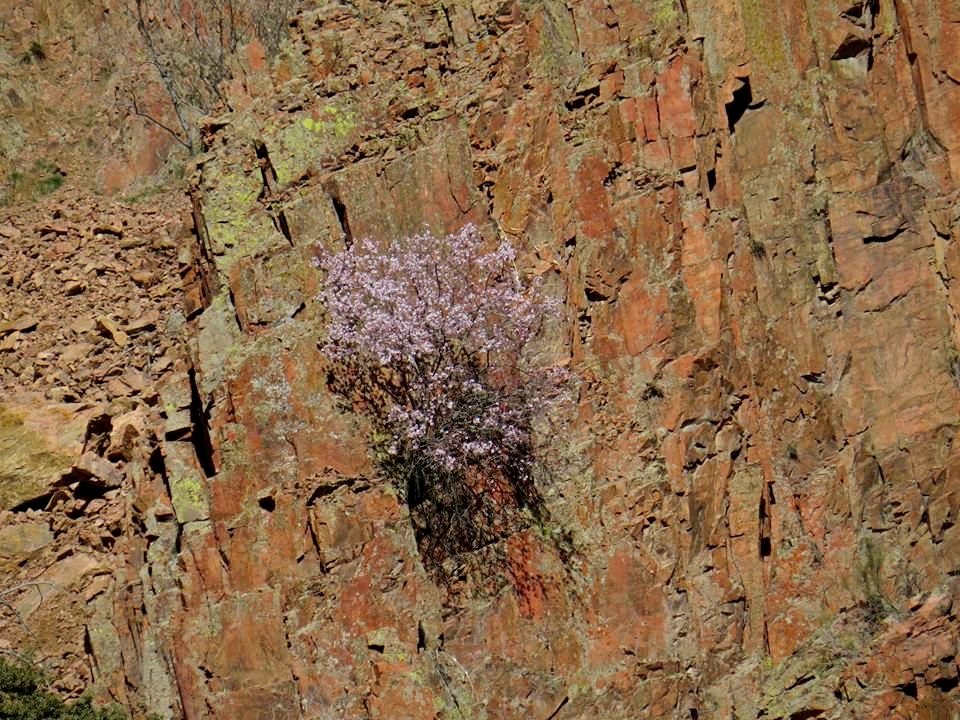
316 224 563 476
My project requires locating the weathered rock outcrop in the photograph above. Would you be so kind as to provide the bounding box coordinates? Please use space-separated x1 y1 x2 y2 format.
3 0 960 718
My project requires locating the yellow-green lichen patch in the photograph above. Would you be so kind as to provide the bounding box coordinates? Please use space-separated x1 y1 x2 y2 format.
877 0 897 38
268 102 358 187
525 0 584 81
428 648 486 720
202 161 260 231
169 471 209 524
84 593 125 694
201 160 286 269
165 442 210 524
752 620 859 719
653 0 680 29
740 0 790 77
303 104 356 138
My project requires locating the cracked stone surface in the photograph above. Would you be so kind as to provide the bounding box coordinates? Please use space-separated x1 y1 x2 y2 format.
3 0 960 718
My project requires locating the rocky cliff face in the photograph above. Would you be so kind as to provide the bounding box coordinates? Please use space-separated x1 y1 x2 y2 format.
3 0 960 718
0 0 189 197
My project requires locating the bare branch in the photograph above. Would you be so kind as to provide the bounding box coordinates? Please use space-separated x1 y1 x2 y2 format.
122 88 192 150
0 580 61 597
0 581 61 643
131 0 195 147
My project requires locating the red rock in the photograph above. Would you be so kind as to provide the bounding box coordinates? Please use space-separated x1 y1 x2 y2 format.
6 2 960 718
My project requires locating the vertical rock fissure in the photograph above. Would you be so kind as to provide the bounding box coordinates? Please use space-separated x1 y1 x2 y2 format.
759 483 774 559
255 141 294 246
725 78 753 134
328 189 353 245
890 0 935 140
187 190 218 315
187 368 217 478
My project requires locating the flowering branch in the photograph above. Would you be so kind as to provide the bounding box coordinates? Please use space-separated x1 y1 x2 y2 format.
315 224 566 486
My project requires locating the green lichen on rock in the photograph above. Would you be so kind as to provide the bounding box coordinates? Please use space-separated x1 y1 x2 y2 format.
301 104 356 138
164 444 210 524
740 0 790 76
877 0 897 37
200 163 260 230
267 103 357 187
168 470 209 525
522 0 584 80
748 618 864 720
653 0 679 29
429 648 485 720
200 161 284 268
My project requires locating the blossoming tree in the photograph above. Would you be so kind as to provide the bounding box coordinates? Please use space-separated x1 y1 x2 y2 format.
315 224 566 557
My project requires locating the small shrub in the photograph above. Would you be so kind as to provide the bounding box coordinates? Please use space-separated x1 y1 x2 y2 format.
893 557 922 600
0 655 126 720
316 225 568 566
19 41 45 64
123 0 299 150
6 170 25 192
33 161 64 195
857 538 894 627
3 161 64 205
641 382 664 400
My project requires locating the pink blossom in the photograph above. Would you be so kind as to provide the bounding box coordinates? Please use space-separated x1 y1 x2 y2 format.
316 224 566 478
